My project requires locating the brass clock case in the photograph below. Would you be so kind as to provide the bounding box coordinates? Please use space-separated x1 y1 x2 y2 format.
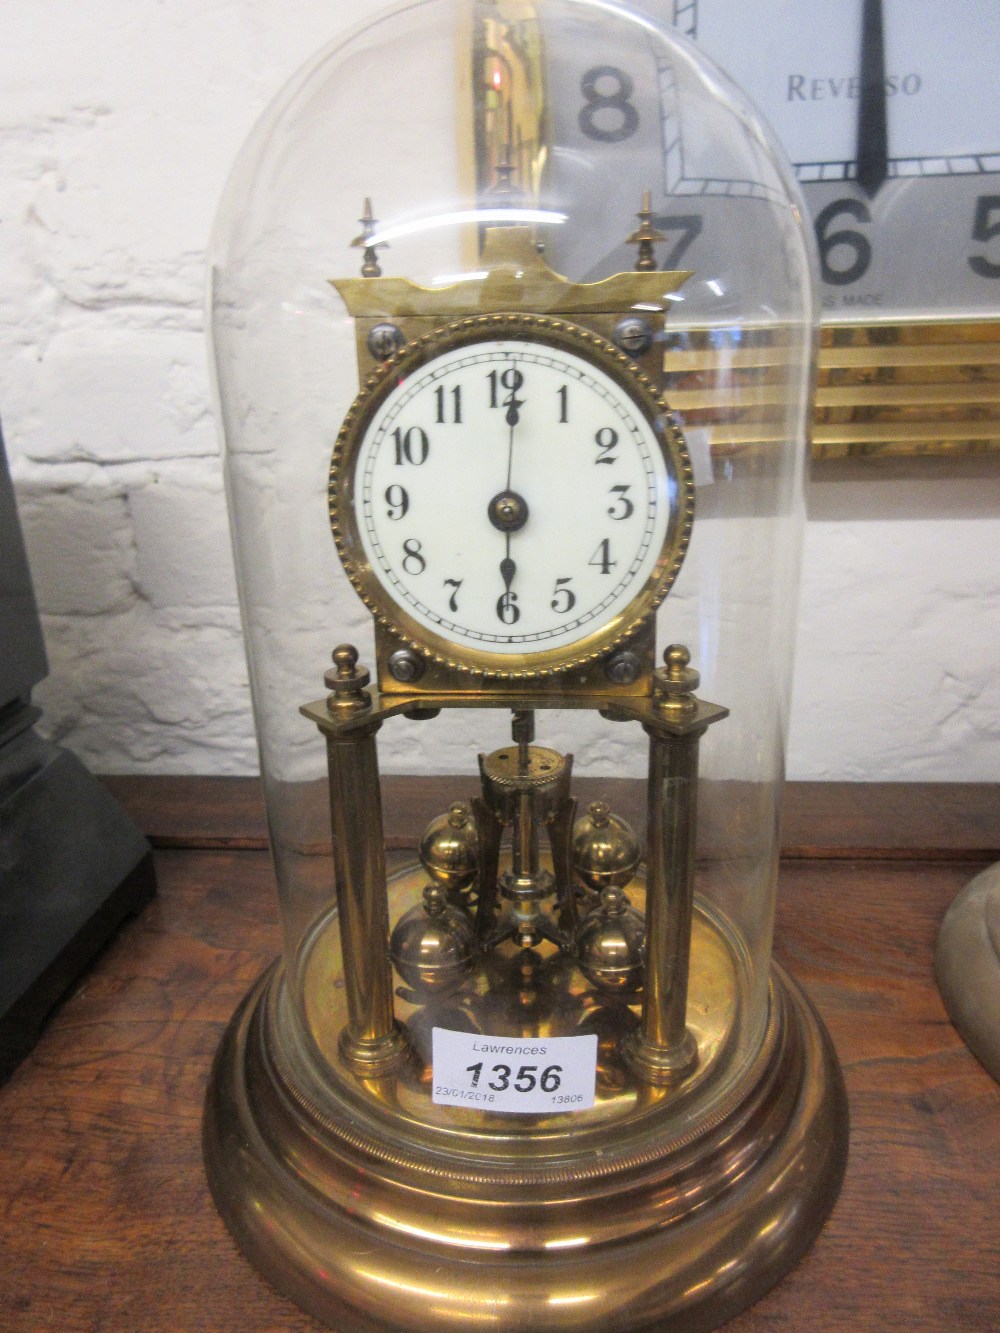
329 312 694 682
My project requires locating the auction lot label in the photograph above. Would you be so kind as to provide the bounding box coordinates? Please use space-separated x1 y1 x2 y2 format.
432 1028 598 1114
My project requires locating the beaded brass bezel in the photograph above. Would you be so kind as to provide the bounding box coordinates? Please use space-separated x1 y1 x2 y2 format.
329 313 694 681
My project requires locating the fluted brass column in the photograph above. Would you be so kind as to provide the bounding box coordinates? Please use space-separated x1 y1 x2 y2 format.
314 645 407 1076
625 645 717 1086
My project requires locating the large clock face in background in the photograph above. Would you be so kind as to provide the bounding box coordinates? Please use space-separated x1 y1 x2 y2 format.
667 0 1000 320
470 0 1000 458
532 0 1000 322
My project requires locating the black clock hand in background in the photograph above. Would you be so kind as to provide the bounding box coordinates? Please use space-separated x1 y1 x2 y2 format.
856 0 888 197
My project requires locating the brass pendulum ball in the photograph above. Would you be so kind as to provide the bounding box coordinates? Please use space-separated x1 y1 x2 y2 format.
419 801 480 900
576 885 646 996
389 882 476 997
572 800 642 893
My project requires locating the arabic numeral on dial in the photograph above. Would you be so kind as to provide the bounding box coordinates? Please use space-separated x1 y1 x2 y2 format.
607 484 633 520
435 383 462 423
393 426 429 465
815 198 872 286
401 538 426 575
969 195 1000 278
594 426 618 464
551 577 575 614
557 384 568 423
589 538 616 574
384 484 409 520
443 578 462 613
579 65 639 143
496 590 520 625
487 367 524 408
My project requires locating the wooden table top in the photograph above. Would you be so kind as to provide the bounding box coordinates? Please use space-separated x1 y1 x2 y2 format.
2 778 999 1332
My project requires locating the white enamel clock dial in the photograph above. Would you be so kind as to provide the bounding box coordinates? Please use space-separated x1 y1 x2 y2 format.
331 319 692 673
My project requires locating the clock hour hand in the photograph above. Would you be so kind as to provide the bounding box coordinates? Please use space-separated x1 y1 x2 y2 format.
500 541 516 594
489 489 528 608
856 0 888 197
505 395 522 429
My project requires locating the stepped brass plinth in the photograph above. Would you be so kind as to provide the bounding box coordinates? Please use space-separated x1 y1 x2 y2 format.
204 863 847 1333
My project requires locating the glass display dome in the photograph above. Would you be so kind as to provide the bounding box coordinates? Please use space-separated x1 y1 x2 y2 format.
204 4 846 1330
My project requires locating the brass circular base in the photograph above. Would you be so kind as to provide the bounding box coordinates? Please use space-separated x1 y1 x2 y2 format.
204 887 848 1331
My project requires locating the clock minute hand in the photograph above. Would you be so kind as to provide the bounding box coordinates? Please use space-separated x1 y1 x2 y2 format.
856 0 889 197
504 390 523 489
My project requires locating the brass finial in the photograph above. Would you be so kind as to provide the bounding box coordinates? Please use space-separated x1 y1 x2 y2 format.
421 883 448 918
332 644 358 677
351 197 385 277
598 885 629 916
447 802 470 828
588 800 611 828
486 150 525 209
626 190 666 272
324 643 372 713
653 644 700 718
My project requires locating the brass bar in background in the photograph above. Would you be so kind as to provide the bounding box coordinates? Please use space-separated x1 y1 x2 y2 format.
472 0 546 205
663 318 1000 460
814 318 1000 458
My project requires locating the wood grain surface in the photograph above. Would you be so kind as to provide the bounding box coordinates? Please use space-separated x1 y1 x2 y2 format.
100 775 1000 860
2 779 999 1331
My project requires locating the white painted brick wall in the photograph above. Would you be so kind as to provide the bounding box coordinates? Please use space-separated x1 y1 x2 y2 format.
2 2 998 781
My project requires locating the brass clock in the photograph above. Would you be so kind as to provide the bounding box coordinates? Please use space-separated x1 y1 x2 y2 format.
204 4 848 1331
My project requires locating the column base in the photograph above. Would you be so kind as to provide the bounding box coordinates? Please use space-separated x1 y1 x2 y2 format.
623 1024 698 1085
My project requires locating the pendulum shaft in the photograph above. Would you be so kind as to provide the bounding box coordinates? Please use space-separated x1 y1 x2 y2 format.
513 790 539 879
511 709 541 885
476 710 570 949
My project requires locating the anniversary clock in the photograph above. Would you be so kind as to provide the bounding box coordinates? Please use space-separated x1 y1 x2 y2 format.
205 3 847 1330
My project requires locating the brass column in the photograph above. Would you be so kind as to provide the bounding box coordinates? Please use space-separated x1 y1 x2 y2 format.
625 645 721 1085
311 645 407 1076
